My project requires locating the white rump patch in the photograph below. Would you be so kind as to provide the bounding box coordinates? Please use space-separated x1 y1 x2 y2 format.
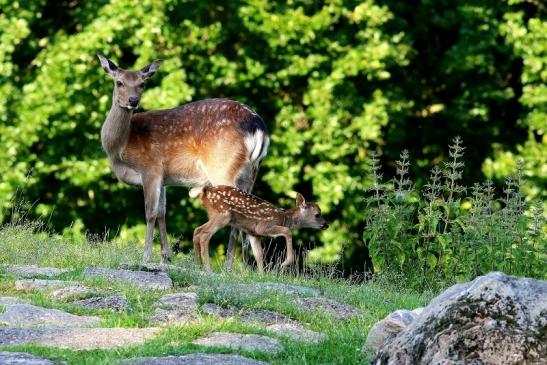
244 130 270 164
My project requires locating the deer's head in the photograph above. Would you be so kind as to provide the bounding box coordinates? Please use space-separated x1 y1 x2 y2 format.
97 54 162 110
294 193 328 230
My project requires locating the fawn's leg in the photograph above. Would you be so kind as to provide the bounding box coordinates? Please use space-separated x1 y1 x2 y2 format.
247 235 264 273
234 174 256 271
197 215 230 272
142 176 162 262
201 164 241 271
225 227 239 270
255 225 294 268
192 226 203 266
157 187 171 263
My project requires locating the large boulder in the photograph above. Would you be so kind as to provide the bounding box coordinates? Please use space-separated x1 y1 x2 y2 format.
371 272 547 365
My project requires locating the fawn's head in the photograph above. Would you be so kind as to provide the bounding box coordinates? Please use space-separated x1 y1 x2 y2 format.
294 193 328 230
97 54 162 110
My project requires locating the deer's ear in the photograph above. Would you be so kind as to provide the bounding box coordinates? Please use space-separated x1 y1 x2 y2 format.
296 193 306 208
140 60 162 79
97 54 118 77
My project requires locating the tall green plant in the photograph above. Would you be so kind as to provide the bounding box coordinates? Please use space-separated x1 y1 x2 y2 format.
364 138 546 288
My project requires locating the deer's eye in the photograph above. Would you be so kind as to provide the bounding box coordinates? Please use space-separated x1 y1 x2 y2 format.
315 213 320 218
116 80 123 87
139 82 145 88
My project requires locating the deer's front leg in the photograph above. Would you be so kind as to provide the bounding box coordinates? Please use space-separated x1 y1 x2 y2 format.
142 176 162 262
280 229 294 268
196 214 230 272
157 187 171 263
256 225 293 268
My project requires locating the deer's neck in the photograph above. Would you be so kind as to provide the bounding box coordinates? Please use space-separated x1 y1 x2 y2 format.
280 208 301 230
101 103 133 161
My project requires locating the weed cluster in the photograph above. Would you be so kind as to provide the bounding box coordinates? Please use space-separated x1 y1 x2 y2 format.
363 137 546 289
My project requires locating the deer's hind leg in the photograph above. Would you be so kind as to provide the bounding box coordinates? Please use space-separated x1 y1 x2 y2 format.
247 235 264 273
194 214 230 272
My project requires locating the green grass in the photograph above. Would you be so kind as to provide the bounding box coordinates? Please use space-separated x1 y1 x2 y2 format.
0 223 432 364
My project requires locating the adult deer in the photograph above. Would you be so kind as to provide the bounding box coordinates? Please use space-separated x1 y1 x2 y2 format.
97 55 269 264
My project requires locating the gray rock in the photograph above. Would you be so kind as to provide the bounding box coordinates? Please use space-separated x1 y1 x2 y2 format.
239 308 295 325
267 322 326 343
118 263 216 282
0 351 65 365
372 272 547 365
48 286 98 301
15 279 83 292
201 303 235 318
294 297 359 320
155 292 198 309
201 303 325 343
202 303 293 324
0 304 100 327
148 308 195 325
2 265 73 278
212 282 320 299
0 327 160 350
122 353 267 365
119 262 181 272
84 267 172 290
192 331 283 354
0 297 29 305
70 295 129 312
364 308 423 352
148 292 198 325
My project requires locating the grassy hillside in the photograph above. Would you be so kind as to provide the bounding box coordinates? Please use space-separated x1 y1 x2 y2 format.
0 223 432 364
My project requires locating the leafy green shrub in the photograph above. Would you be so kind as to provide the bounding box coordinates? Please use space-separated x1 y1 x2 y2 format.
364 137 546 288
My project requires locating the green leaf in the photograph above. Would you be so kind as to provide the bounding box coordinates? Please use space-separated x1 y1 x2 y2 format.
427 253 437 269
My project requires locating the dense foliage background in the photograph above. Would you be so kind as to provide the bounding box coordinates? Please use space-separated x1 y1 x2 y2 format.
0 0 545 275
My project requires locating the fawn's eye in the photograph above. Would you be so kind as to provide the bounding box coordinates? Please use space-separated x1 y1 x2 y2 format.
315 213 320 218
139 82 145 88
116 80 123 87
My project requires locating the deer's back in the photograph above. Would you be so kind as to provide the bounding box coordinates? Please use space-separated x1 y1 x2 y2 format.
129 98 267 142
122 99 268 183
202 186 283 227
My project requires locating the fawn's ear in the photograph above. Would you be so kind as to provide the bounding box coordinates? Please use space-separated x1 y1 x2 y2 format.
140 60 162 79
97 54 118 77
296 193 306 208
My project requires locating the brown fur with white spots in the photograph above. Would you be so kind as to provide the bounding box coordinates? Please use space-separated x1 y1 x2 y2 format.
194 186 328 272
97 55 269 263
